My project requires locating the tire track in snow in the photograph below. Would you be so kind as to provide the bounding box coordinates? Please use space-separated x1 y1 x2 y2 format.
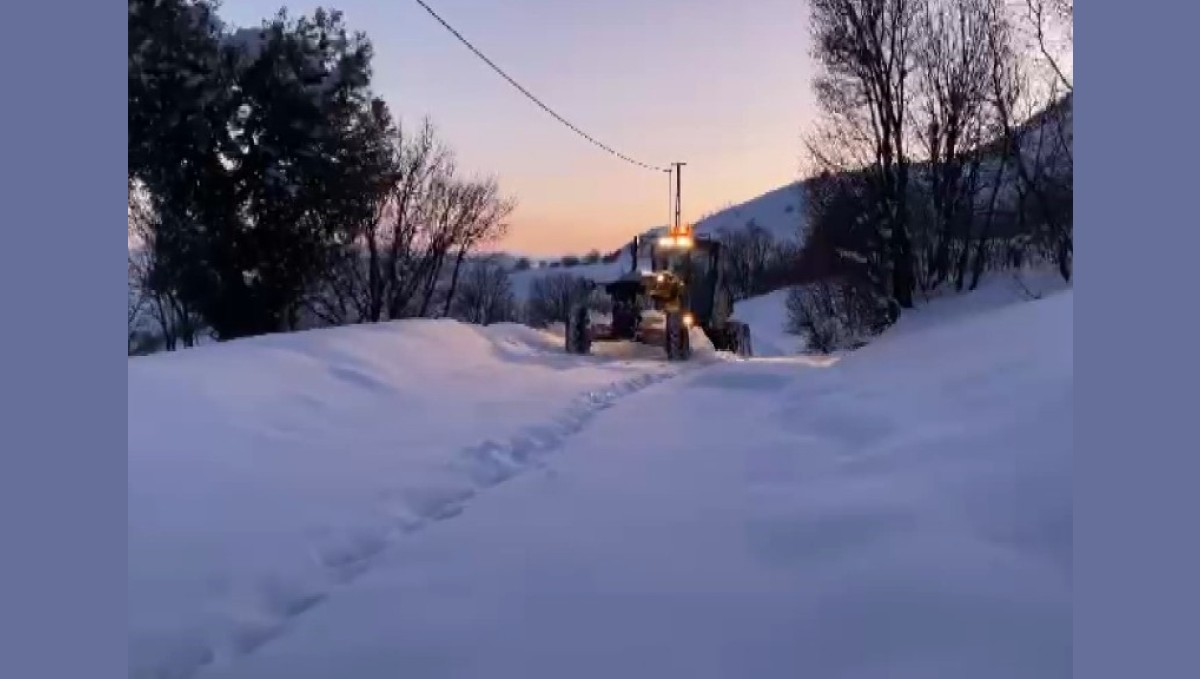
138 354 729 679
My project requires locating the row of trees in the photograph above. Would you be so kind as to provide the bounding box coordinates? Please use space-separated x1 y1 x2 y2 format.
128 0 515 353
789 0 1073 351
508 249 618 272
128 0 1072 357
718 221 801 301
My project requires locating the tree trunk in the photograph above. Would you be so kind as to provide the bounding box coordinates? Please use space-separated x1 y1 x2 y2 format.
1057 234 1072 281
417 251 448 318
441 245 471 318
969 157 1007 291
366 230 383 322
154 294 177 351
892 160 915 310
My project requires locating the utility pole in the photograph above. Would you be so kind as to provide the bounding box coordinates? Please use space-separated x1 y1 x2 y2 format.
671 162 686 232
665 167 673 234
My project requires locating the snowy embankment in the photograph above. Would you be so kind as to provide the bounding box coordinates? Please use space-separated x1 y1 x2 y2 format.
728 267 1069 358
131 276 1071 679
128 320 723 679
221 285 1070 679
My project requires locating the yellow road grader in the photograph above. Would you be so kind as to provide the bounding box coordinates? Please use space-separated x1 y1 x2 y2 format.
564 224 752 361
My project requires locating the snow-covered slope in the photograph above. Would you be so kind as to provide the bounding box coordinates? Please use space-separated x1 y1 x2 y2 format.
727 267 1068 358
692 181 806 243
130 279 1070 679
128 320 726 679
630 181 807 247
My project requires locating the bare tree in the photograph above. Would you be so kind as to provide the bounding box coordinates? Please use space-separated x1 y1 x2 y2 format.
979 1 1071 283
309 117 451 326
721 221 780 300
380 119 455 320
310 119 506 325
786 169 894 348
1024 0 1072 95
962 0 1027 290
450 255 518 325
410 167 512 317
440 177 517 317
912 0 995 291
808 0 922 314
787 278 876 353
524 273 595 328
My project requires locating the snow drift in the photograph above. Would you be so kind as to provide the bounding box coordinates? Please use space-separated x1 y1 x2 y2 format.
216 288 1071 679
130 278 1071 679
128 319 717 678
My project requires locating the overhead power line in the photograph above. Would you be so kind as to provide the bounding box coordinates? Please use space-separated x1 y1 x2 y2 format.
414 0 668 173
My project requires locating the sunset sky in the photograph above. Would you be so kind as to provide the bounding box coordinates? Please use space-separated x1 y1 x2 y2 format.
220 0 818 256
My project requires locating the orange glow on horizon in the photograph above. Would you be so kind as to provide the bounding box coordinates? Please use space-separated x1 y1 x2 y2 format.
493 159 800 257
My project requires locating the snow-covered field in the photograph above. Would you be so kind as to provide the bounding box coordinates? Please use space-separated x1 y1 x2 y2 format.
129 277 1071 679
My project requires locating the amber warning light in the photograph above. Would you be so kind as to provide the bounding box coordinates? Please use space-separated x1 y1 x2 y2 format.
657 223 695 249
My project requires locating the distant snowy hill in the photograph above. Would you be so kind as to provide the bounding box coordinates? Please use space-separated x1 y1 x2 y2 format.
692 181 806 243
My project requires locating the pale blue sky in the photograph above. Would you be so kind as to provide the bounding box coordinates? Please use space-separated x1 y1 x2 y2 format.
219 0 817 254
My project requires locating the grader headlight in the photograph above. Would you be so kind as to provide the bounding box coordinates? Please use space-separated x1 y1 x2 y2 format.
657 223 696 250
656 235 695 250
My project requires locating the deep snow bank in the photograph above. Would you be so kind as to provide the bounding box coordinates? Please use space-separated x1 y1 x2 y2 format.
203 286 1072 679
128 319 701 679
729 288 797 357
731 267 1070 357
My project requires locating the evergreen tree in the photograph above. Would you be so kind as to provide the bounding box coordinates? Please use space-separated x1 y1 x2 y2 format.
129 2 388 339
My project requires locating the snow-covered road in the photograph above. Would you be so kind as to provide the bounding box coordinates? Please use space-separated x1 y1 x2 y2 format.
130 280 1071 679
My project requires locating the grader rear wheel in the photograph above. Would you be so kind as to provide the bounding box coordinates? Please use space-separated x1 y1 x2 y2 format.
664 311 692 361
565 305 592 355
730 321 752 358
